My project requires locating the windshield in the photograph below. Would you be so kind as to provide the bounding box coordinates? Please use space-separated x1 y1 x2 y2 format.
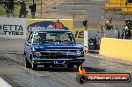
33 32 75 43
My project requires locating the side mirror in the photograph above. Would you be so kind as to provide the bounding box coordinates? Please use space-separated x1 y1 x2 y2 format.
26 37 29 40
28 40 32 44
25 41 31 46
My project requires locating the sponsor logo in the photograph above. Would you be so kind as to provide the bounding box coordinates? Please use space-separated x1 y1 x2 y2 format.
27 21 84 39
74 31 84 38
86 73 131 82
27 21 54 32
0 24 23 35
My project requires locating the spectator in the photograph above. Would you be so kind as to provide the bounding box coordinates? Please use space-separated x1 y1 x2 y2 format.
93 37 97 49
19 0 27 18
117 29 120 39
126 0 132 5
116 25 120 39
4 0 14 17
121 31 125 39
124 25 129 39
29 2 36 19
54 18 64 29
125 20 131 30
127 29 131 39
104 18 113 30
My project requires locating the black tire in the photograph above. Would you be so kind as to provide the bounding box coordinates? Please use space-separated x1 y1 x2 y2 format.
67 64 74 68
24 55 31 68
31 62 37 70
76 74 86 84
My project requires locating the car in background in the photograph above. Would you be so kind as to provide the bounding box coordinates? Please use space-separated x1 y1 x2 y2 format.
24 29 85 70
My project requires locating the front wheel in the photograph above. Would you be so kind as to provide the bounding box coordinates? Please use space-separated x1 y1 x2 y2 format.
24 55 31 68
31 62 37 70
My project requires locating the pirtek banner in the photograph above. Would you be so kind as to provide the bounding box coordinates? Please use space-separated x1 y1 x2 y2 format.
26 19 73 36
26 19 85 40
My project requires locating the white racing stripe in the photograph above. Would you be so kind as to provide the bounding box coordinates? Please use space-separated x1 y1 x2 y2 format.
0 77 12 87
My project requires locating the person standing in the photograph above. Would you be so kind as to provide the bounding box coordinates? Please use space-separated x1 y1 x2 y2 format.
4 0 14 17
104 18 113 30
124 25 129 39
54 18 64 29
126 0 132 5
19 0 27 18
127 29 131 39
4 0 10 17
29 2 36 18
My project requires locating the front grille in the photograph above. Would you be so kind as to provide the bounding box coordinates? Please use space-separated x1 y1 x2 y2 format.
40 50 77 58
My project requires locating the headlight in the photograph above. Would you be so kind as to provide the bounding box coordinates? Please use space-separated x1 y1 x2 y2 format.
76 50 82 56
34 52 42 57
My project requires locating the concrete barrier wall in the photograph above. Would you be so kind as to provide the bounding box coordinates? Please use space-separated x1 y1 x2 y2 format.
99 38 132 62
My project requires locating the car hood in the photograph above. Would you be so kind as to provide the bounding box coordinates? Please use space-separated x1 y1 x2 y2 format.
32 42 83 51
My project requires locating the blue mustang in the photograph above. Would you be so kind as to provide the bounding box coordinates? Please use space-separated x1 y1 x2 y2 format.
24 29 85 70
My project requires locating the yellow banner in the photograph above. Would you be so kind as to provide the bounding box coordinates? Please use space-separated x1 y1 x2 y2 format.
26 19 73 37
72 28 85 40
26 19 86 40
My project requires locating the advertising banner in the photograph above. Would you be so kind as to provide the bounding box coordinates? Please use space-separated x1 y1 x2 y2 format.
26 19 73 38
0 17 26 39
26 19 86 40
72 28 85 40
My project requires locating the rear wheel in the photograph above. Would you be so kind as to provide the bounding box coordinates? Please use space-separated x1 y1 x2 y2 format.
24 55 31 68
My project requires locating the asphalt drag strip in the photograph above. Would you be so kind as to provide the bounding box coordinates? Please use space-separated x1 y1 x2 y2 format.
0 52 132 87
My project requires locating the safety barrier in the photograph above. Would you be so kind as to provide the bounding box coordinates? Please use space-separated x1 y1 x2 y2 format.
104 0 126 10
109 0 126 3
122 6 132 14
104 0 132 15
99 38 132 62
105 3 126 10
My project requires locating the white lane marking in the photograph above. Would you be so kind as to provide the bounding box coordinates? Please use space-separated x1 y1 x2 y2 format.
86 53 132 66
0 77 12 87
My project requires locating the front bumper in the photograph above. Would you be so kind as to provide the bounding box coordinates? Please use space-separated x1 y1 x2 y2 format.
32 57 85 65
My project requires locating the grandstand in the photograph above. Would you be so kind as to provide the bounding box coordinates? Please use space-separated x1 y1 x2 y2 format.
105 0 132 15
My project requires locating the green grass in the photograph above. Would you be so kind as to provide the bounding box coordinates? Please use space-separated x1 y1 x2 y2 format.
0 4 7 16
0 0 42 17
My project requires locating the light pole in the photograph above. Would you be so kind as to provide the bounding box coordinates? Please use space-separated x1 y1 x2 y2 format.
41 0 42 16
33 0 34 4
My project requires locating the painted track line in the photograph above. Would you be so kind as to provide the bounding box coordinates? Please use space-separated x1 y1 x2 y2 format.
0 77 12 87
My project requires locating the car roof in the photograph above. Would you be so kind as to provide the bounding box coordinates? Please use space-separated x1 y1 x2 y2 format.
33 29 71 33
